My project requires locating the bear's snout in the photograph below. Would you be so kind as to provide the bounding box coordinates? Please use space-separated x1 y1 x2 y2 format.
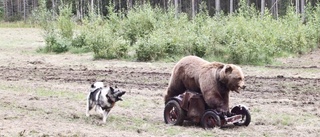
234 85 245 93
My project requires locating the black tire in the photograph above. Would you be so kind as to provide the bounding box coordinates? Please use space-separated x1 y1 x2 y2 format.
163 100 185 125
231 106 251 126
201 111 221 129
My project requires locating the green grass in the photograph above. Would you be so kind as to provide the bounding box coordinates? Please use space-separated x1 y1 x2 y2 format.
0 83 85 101
0 21 36 28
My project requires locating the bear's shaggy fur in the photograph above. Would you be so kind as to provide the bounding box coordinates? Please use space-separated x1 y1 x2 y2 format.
164 56 245 112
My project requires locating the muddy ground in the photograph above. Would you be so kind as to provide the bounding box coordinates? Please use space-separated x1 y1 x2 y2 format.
0 28 319 137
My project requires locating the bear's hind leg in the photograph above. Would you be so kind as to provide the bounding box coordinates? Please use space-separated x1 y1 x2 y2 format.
164 78 186 103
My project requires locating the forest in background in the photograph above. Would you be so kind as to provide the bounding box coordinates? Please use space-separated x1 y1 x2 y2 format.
0 0 320 65
1 0 320 22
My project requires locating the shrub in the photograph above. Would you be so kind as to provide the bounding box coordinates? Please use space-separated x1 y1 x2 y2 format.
82 13 129 59
41 30 69 53
36 2 320 65
121 4 157 46
57 4 74 40
38 3 74 53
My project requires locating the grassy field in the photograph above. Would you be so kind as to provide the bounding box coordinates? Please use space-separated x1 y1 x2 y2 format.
0 28 319 137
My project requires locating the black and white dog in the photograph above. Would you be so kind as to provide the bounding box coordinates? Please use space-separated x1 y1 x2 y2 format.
86 82 126 123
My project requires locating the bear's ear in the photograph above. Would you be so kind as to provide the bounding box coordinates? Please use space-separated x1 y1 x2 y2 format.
225 65 233 74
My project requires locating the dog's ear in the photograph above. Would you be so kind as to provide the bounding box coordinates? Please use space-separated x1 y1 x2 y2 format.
109 87 114 93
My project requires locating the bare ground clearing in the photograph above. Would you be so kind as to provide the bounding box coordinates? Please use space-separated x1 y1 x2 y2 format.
0 28 319 137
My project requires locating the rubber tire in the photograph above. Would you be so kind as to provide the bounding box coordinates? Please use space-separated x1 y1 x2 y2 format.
231 106 251 126
163 100 185 125
201 111 221 129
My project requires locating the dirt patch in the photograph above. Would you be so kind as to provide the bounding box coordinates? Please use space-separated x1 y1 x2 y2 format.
0 28 319 137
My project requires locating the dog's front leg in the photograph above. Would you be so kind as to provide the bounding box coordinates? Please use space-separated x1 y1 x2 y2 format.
97 106 104 114
86 94 92 117
102 110 110 123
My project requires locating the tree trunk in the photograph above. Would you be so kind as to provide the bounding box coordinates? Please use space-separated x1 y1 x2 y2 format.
10 0 13 17
24 0 26 22
119 0 121 12
4 0 7 20
91 0 94 12
192 0 195 19
18 0 21 18
275 0 278 19
174 0 179 18
81 0 84 20
271 0 278 19
215 0 220 14
301 0 305 22
52 0 55 17
261 0 265 17
128 0 133 9
76 0 80 20
296 0 300 14
271 0 275 16
230 0 233 14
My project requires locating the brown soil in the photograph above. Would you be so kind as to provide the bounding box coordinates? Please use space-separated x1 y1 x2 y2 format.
0 28 319 137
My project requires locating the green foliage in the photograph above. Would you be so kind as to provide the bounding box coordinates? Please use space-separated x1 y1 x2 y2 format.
37 2 320 65
57 4 74 40
122 4 156 46
81 11 129 59
0 5 3 21
37 3 75 53
205 2 320 65
41 29 69 53
306 3 320 47
32 0 53 31
134 11 188 61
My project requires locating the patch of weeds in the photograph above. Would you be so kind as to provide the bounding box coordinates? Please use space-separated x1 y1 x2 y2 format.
239 132 250 137
117 96 149 109
40 134 50 137
164 128 181 136
252 108 261 113
272 113 295 126
0 21 35 28
57 132 84 137
117 99 132 109
106 115 147 131
19 129 26 137
34 88 85 100
199 132 217 137
0 83 85 101
27 130 41 137
263 132 271 137
68 46 91 54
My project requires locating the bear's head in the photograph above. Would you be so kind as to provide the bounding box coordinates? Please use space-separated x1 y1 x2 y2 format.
219 64 245 93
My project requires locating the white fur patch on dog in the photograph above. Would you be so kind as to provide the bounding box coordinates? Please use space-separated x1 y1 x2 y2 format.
90 82 104 92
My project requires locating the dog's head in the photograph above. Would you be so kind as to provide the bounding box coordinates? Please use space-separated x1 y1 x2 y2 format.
107 86 126 102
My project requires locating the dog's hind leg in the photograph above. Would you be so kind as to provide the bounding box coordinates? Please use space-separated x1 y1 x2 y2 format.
102 110 110 123
86 94 94 117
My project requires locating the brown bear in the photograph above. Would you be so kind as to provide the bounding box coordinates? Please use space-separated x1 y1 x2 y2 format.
164 56 245 113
